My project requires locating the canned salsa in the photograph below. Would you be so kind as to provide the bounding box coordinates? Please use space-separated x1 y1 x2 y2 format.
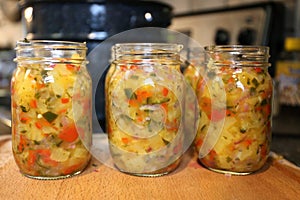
12 40 92 179
195 46 272 174
105 43 184 176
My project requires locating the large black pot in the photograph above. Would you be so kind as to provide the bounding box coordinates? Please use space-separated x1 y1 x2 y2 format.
19 0 172 48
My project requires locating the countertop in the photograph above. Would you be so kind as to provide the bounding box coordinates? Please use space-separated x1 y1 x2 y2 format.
0 135 299 200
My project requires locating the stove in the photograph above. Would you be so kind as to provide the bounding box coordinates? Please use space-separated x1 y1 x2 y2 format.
169 2 285 77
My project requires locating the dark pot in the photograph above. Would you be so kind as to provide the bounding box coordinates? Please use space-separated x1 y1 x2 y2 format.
19 0 172 43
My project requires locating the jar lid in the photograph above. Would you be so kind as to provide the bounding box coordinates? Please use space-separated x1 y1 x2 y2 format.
285 37 300 51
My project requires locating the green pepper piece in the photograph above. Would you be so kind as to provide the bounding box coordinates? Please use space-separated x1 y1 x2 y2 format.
130 75 139 80
260 99 267 106
20 105 29 112
226 156 232 163
124 88 136 100
42 111 58 123
251 78 259 88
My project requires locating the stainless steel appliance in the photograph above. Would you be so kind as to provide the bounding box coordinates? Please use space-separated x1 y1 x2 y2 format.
170 2 285 77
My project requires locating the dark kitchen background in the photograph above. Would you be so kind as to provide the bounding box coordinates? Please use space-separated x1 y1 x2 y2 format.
0 0 299 166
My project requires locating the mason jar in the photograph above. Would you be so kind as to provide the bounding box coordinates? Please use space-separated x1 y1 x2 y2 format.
12 40 92 179
195 45 272 175
105 43 185 177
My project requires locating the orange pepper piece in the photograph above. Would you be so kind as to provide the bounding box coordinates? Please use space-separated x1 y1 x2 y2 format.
58 122 79 142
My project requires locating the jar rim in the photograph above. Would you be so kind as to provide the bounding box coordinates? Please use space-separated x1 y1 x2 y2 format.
204 45 270 68
15 40 87 50
204 45 269 53
113 43 183 52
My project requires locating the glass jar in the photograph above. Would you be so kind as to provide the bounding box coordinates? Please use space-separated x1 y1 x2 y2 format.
195 45 272 175
12 40 92 179
105 43 184 177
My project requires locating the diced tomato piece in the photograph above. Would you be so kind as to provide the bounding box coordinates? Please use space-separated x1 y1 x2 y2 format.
264 104 272 116
20 117 30 124
37 82 45 89
36 149 51 157
195 138 203 148
61 98 70 104
66 64 79 71
119 65 127 71
27 150 37 167
209 149 217 157
165 119 179 132
136 90 152 102
227 77 235 83
146 147 152 153
162 87 169 96
63 163 82 175
36 149 58 167
130 65 138 70
220 66 227 72
108 126 113 135
254 67 263 73
42 156 58 166
226 109 235 117
201 149 217 167
35 118 51 129
58 123 79 142
58 108 67 114
128 99 138 107
136 116 144 122
30 99 37 108
161 103 168 114
122 137 130 144
12 101 17 108
18 135 27 152
200 97 212 114
35 122 43 129
260 144 268 158
244 139 253 148
196 78 206 91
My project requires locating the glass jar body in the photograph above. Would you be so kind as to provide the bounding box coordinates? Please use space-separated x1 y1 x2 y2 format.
12 40 92 179
105 43 184 177
195 46 272 175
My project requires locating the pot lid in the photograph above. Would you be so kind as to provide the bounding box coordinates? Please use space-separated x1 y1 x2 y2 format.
19 0 172 10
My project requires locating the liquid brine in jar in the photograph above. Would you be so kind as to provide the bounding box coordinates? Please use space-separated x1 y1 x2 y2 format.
182 47 205 91
195 46 272 175
182 47 205 144
106 43 185 177
12 40 92 179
